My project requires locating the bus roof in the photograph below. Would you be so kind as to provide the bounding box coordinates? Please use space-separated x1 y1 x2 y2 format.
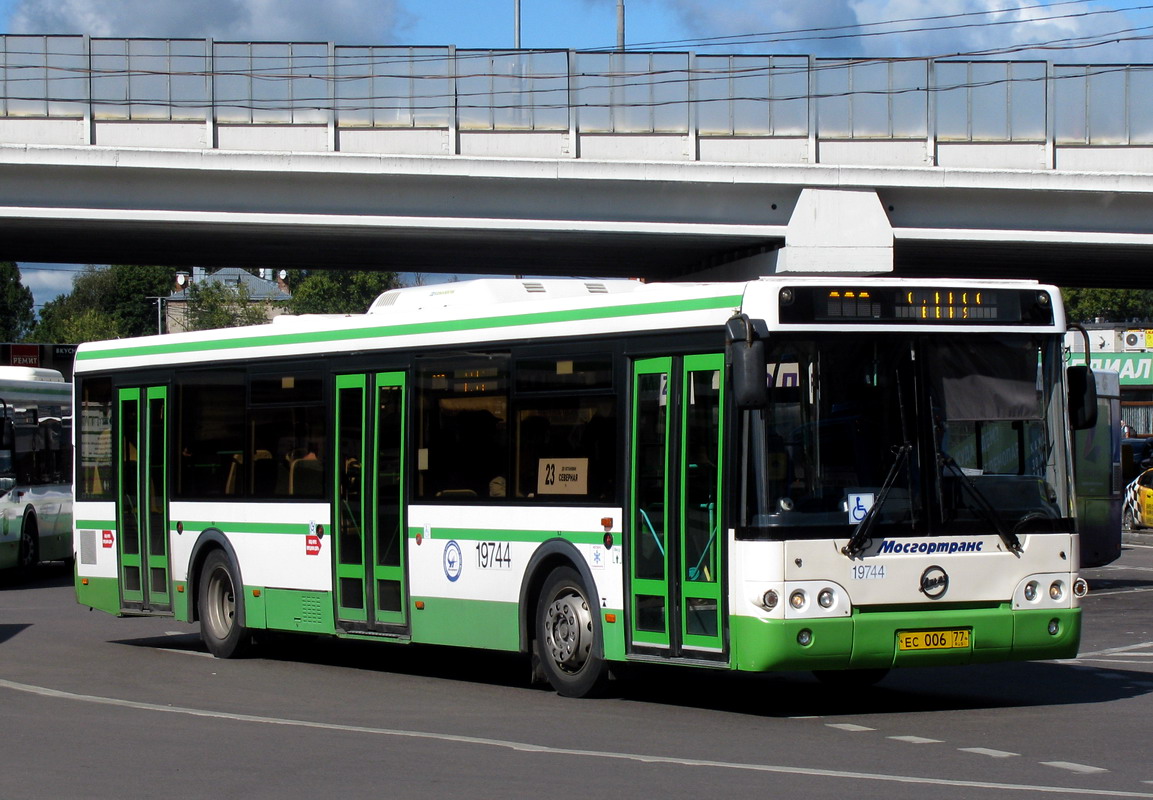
73 275 1062 375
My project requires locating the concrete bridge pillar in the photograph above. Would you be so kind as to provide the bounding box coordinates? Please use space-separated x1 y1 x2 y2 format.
772 187 894 274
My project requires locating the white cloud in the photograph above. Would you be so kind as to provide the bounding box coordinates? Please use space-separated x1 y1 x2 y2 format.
10 0 412 43
20 264 77 309
657 0 1153 61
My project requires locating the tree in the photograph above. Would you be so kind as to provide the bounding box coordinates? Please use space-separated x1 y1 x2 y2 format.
185 280 272 331
33 264 172 342
286 270 400 315
0 261 35 341
1062 287 1153 324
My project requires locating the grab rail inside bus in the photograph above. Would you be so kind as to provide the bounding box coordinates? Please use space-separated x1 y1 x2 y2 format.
638 507 665 557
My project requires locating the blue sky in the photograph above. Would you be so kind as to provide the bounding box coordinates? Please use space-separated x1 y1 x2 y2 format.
7 0 1153 309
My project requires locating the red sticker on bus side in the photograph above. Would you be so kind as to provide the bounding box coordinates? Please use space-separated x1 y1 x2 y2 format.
102 530 114 548
305 534 322 556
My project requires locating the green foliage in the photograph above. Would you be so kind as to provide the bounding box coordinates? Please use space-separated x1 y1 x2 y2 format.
33 264 172 342
286 270 400 315
0 261 35 341
1062 287 1153 324
185 280 273 331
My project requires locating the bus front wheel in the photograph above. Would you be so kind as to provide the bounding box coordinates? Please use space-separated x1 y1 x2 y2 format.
536 566 607 698
198 550 253 658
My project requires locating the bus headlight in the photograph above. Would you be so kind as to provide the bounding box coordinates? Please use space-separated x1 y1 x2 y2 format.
817 588 835 609
1049 581 1065 602
1024 581 1039 602
1073 578 1088 598
789 590 807 610
762 589 779 610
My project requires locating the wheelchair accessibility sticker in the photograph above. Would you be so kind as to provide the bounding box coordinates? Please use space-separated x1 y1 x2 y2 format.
848 493 875 523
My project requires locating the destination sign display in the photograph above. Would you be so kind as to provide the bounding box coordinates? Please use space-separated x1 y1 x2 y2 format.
778 286 1055 326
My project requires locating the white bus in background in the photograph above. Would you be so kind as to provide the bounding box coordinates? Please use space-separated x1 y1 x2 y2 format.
0 366 73 572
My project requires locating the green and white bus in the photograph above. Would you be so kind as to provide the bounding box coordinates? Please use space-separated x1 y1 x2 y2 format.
73 276 1093 695
1 366 72 572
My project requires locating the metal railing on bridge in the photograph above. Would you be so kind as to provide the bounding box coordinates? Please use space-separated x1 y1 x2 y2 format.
1 35 1150 165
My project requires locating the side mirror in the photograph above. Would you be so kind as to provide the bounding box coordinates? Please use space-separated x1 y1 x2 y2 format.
0 418 13 450
1067 365 1098 431
726 314 768 410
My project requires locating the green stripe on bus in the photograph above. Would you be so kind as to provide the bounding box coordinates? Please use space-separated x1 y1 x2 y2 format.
77 294 743 362
408 527 607 545
75 520 116 529
177 521 315 535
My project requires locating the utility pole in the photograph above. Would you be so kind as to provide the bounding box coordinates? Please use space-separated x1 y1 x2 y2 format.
514 0 521 48
617 0 625 51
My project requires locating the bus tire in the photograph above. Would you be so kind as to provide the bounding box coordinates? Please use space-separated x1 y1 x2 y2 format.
813 668 889 688
536 566 607 698
198 550 253 658
17 512 38 573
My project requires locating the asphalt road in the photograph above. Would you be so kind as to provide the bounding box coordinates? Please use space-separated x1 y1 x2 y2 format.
2 544 1153 800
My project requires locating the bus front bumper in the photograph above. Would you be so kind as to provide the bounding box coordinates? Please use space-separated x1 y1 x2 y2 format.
731 605 1081 672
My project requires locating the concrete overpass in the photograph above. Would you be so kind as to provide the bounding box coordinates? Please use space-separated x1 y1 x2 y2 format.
2 37 1153 287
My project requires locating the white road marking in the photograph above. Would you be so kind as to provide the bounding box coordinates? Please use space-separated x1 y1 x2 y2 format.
826 723 875 732
960 748 1019 759
888 735 943 744
154 647 214 658
1041 762 1109 775
1085 586 1153 597
1 678 1145 797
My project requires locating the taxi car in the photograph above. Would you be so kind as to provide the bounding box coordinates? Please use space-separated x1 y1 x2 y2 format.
1124 468 1153 529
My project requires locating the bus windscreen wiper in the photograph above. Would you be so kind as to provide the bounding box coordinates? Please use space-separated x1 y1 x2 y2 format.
938 452 1024 556
842 443 911 558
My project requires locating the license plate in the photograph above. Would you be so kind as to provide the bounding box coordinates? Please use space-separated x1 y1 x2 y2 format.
897 629 971 651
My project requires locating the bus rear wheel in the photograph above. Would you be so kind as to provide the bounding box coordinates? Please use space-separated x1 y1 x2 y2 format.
198 550 253 658
536 566 607 698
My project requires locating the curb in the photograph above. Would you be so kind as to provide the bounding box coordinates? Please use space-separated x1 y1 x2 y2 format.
1122 529 1153 546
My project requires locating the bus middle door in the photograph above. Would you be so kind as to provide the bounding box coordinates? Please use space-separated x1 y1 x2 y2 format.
628 355 726 660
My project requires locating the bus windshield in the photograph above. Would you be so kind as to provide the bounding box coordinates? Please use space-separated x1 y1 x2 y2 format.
737 333 1074 540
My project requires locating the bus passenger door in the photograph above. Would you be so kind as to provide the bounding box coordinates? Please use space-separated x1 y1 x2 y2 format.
628 355 726 659
116 386 172 613
333 372 409 634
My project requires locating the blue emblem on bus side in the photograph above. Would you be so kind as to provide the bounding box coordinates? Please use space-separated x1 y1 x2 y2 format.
443 540 463 582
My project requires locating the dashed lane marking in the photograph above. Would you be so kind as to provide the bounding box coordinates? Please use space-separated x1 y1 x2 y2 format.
1042 762 1109 775
825 723 875 732
888 735 944 744
960 748 1020 759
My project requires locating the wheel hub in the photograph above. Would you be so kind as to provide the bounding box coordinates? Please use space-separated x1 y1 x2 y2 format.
545 591 592 673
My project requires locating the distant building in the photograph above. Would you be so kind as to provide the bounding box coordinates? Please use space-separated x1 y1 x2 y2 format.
0 343 77 380
166 267 292 334
1066 324 1153 434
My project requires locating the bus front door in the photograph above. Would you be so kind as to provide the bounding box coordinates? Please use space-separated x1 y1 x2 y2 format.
628 355 726 660
333 372 409 635
116 386 172 613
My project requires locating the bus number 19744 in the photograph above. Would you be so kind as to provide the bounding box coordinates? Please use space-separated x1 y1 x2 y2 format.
476 541 512 569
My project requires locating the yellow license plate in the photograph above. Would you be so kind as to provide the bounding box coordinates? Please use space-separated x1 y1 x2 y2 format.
897 629 971 651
